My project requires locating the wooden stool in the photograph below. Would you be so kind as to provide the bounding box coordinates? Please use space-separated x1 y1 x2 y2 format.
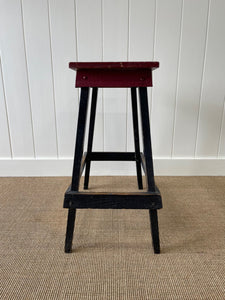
64 62 163 253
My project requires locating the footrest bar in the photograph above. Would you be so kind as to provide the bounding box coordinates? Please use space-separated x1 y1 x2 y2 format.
87 152 136 161
64 185 162 209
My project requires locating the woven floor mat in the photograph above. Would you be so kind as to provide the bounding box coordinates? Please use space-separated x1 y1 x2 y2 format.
1 176 225 299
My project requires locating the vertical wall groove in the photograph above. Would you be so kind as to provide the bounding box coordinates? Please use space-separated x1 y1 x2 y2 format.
47 0 59 158
73 0 78 61
152 0 157 60
73 0 80 141
20 0 36 158
125 0 130 151
171 0 184 157
0 56 13 158
150 0 157 118
194 0 211 157
101 0 104 152
127 0 130 61
101 0 105 151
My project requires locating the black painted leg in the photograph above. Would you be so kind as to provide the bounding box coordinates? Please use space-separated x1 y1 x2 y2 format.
149 210 160 254
71 87 90 191
84 87 98 189
65 87 90 253
138 87 155 192
131 87 143 190
139 87 160 253
84 161 91 189
65 208 76 253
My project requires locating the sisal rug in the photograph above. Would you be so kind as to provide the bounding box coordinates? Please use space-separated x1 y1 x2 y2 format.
1 176 225 299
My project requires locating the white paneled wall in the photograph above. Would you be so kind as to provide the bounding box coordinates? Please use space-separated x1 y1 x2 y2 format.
0 0 225 176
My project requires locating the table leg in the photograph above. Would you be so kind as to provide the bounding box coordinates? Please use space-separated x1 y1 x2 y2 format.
65 208 76 253
149 210 160 254
131 87 143 189
84 87 98 189
139 87 160 253
65 87 90 253
138 87 155 192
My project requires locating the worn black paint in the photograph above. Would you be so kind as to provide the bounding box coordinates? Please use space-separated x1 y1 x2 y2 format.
139 87 156 192
149 210 160 254
88 152 136 161
71 87 90 191
64 185 162 210
65 87 89 253
84 87 98 189
64 86 162 254
131 87 143 189
65 208 76 253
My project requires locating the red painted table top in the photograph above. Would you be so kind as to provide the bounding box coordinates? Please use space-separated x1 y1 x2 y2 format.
69 62 159 88
69 61 159 71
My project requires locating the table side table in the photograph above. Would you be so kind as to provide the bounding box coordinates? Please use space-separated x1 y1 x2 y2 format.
63 62 163 253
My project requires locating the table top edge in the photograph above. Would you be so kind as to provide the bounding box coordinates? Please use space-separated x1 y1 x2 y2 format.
69 61 160 71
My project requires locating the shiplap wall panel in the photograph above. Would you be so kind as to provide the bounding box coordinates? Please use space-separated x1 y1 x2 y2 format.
173 0 209 157
48 0 78 157
103 0 128 151
128 0 155 60
22 0 57 157
0 0 34 157
127 0 155 152
0 0 225 175
196 0 225 157
76 0 103 152
76 0 102 62
0 58 11 157
151 0 183 157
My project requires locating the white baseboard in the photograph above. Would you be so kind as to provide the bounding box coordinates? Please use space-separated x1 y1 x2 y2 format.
0 157 224 176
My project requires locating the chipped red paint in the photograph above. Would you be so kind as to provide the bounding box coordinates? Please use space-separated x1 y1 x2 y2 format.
69 61 159 87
